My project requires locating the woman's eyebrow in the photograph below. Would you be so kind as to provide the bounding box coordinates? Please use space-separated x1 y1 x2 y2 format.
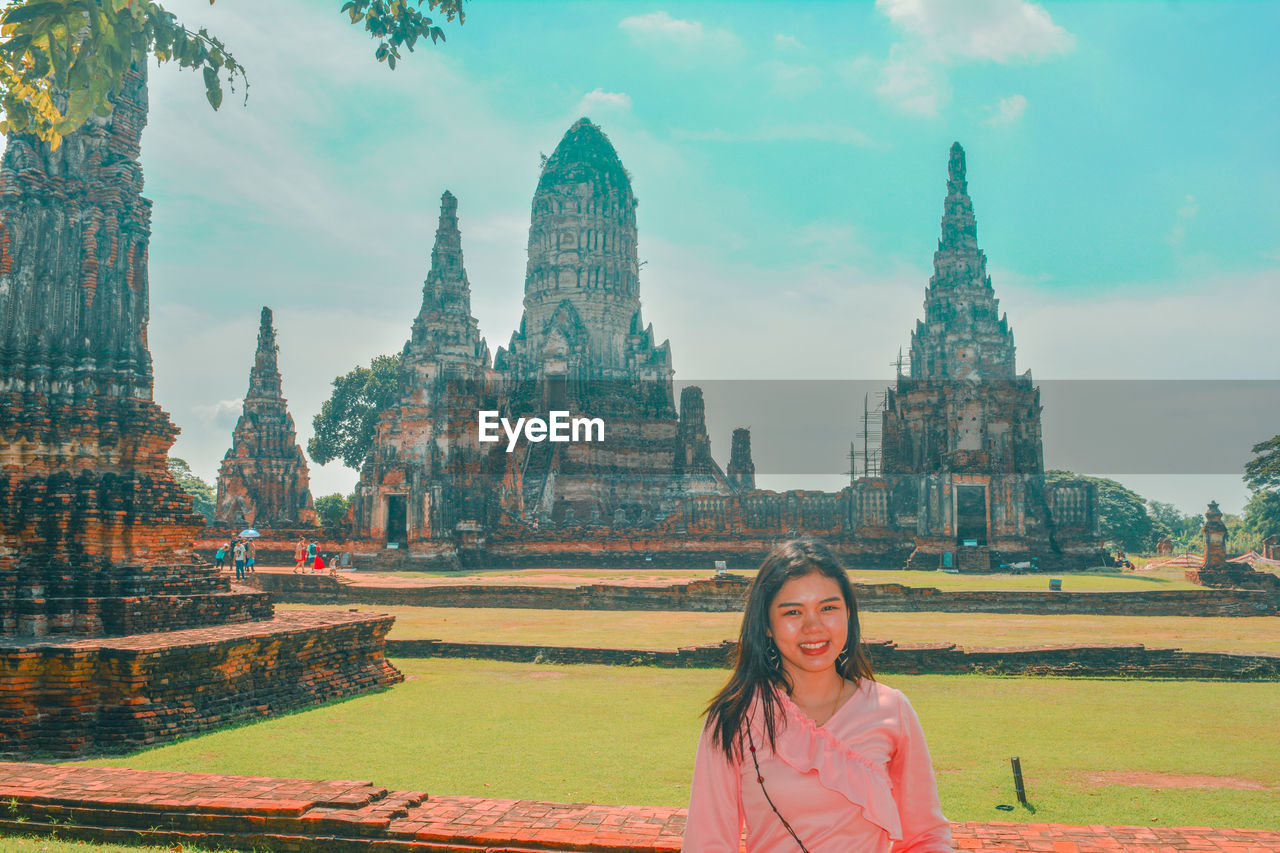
773 596 843 608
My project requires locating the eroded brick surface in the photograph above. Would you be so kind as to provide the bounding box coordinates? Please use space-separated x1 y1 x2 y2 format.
0 611 401 757
0 763 1275 852
0 72 400 758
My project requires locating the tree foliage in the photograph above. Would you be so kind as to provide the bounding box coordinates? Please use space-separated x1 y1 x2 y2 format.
1045 470 1160 553
1238 433 1280 546
1146 499 1201 550
308 353 402 470
314 492 351 528
0 0 464 149
1244 434 1280 494
1242 489 1280 539
168 456 214 522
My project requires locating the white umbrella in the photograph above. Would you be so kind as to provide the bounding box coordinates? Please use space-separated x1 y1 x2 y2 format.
238 528 261 539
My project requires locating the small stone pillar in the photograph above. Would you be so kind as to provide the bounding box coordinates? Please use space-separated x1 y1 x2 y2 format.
727 428 756 492
1201 501 1227 570
1186 501 1279 592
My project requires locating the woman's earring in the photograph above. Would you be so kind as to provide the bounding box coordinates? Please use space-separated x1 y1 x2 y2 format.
836 644 849 670
766 641 781 670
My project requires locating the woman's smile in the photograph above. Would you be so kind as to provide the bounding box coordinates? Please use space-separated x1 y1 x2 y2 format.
798 640 830 656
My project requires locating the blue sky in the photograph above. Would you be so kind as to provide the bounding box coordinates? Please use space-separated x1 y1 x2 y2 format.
130 0 1278 514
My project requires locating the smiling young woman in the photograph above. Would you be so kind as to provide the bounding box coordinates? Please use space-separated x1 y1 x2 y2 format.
683 539 953 853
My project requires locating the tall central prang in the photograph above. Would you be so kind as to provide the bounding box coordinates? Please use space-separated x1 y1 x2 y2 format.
498 118 663 381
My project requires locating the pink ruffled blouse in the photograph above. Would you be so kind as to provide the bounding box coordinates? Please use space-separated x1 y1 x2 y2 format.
684 680 953 852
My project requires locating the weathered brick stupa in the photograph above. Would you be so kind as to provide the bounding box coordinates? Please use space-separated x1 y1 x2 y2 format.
0 70 400 758
214 307 317 529
878 142 1102 571
350 121 738 568
350 191 498 565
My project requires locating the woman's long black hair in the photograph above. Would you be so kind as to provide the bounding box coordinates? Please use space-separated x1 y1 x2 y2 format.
704 538 874 760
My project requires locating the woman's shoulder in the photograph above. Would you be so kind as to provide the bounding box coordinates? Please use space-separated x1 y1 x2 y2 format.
854 678 910 710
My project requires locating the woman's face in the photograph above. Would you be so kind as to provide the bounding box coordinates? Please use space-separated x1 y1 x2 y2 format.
766 570 849 679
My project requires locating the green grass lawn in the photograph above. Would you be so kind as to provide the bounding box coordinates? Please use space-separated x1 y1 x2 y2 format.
349 566 1202 591
277 603 1280 654
0 840 217 853
81 659 1279 829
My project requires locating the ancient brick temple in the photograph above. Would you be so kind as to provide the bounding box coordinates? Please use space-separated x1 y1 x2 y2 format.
351 190 497 554
352 122 737 567
496 119 733 521
878 143 1100 570
0 70 399 757
214 306 317 527
348 134 1099 571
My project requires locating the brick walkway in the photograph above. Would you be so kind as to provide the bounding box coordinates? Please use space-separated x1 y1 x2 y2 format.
0 763 1276 852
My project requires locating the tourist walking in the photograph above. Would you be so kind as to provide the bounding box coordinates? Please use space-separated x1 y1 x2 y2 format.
683 539 952 852
294 537 307 570
245 540 256 574
232 539 247 582
306 540 318 572
213 543 227 570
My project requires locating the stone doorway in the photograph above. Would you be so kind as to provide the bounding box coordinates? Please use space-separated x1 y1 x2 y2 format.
955 485 988 546
386 495 408 548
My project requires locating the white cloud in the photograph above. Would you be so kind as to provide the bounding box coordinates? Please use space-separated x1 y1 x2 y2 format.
1167 194 1199 246
192 399 244 429
575 88 632 114
983 93 1028 127
766 61 822 95
852 0 1071 116
774 33 805 51
618 11 740 57
875 45 950 116
673 123 875 147
876 0 1075 63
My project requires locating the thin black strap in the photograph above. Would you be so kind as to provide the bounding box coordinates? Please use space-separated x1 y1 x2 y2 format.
744 727 811 853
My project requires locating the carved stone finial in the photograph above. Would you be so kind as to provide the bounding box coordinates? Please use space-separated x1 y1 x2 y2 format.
948 141 966 187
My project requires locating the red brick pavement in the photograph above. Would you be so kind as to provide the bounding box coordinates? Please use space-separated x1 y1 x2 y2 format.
0 762 1275 852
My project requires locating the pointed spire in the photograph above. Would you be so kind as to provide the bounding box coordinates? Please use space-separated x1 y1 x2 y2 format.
905 142 1017 381
939 141 977 255
405 191 488 368
948 141 966 188
417 190 470 318
248 306 282 399
217 305 316 525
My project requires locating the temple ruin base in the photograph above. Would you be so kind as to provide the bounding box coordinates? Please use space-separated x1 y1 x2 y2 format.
0 610 401 759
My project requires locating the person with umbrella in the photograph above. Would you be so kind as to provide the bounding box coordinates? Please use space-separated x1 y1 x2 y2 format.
232 539 247 581
236 529 260 575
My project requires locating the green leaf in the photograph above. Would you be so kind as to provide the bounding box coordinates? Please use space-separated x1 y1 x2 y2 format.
0 4 66 27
